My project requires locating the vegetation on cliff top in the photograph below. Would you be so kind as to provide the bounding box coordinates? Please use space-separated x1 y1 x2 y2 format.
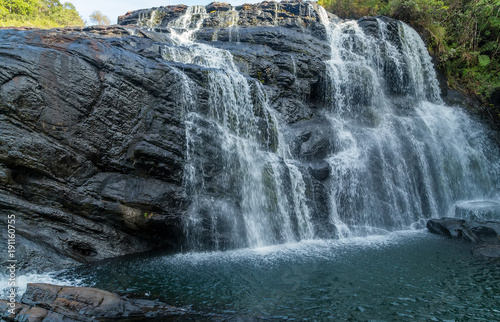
319 0 500 109
0 0 84 28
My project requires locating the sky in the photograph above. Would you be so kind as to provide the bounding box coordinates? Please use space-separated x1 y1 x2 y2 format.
70 0 259 25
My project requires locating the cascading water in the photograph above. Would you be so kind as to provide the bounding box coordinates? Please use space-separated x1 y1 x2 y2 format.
154 4 499 248
317 8 500 236
161 6 314 250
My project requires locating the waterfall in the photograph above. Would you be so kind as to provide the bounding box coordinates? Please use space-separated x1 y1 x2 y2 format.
160 7 314 250
317 7 500 236
155 4 499 248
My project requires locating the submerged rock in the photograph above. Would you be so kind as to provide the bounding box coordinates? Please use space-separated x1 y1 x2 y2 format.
472 244 500 259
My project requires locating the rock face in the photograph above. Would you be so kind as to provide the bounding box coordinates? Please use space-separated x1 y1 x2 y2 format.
0 283 192 321
0 26 190 272
0 2 335 272
118 0 330 40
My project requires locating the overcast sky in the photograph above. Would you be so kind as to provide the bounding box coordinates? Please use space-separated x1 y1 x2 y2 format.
70 0 260 25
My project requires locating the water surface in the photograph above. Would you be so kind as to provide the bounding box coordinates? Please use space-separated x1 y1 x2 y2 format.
55 230 500 320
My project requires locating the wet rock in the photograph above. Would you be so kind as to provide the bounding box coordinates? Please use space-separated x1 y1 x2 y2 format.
118 5 188 28
206 2 232 12
0 283 193 321
290 118 336 161
309 160 330 181
427 218 479 242
427 217 500 244
469 221 500 244
0 27 189 273
119 1 329 40
0 0 461 271
0 14 331 271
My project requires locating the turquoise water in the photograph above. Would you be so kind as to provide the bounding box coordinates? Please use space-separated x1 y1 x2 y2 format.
54 230 500 320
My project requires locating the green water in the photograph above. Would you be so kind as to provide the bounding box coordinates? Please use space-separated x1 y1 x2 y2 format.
56 230 500 320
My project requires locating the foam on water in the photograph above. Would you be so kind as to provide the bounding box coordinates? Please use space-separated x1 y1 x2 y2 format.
158 229 427 267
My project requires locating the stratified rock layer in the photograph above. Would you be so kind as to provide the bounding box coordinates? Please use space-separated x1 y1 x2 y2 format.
0 26 190 272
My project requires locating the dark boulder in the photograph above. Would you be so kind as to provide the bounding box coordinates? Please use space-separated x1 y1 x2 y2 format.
427 217 500 244
206 2 232 12
309 160 330 181
289 118 336 161
427 218 480 242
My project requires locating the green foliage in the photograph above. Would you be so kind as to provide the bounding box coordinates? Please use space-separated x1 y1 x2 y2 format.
478 55 491 66
318 0 500 102
0 0 84 28
319 0 387 19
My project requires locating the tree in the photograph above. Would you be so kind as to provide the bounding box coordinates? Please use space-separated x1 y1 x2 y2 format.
0 0 84 27
89 10 111 25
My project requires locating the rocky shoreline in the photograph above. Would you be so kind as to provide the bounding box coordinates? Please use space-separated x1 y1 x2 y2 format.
0 283 204 321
